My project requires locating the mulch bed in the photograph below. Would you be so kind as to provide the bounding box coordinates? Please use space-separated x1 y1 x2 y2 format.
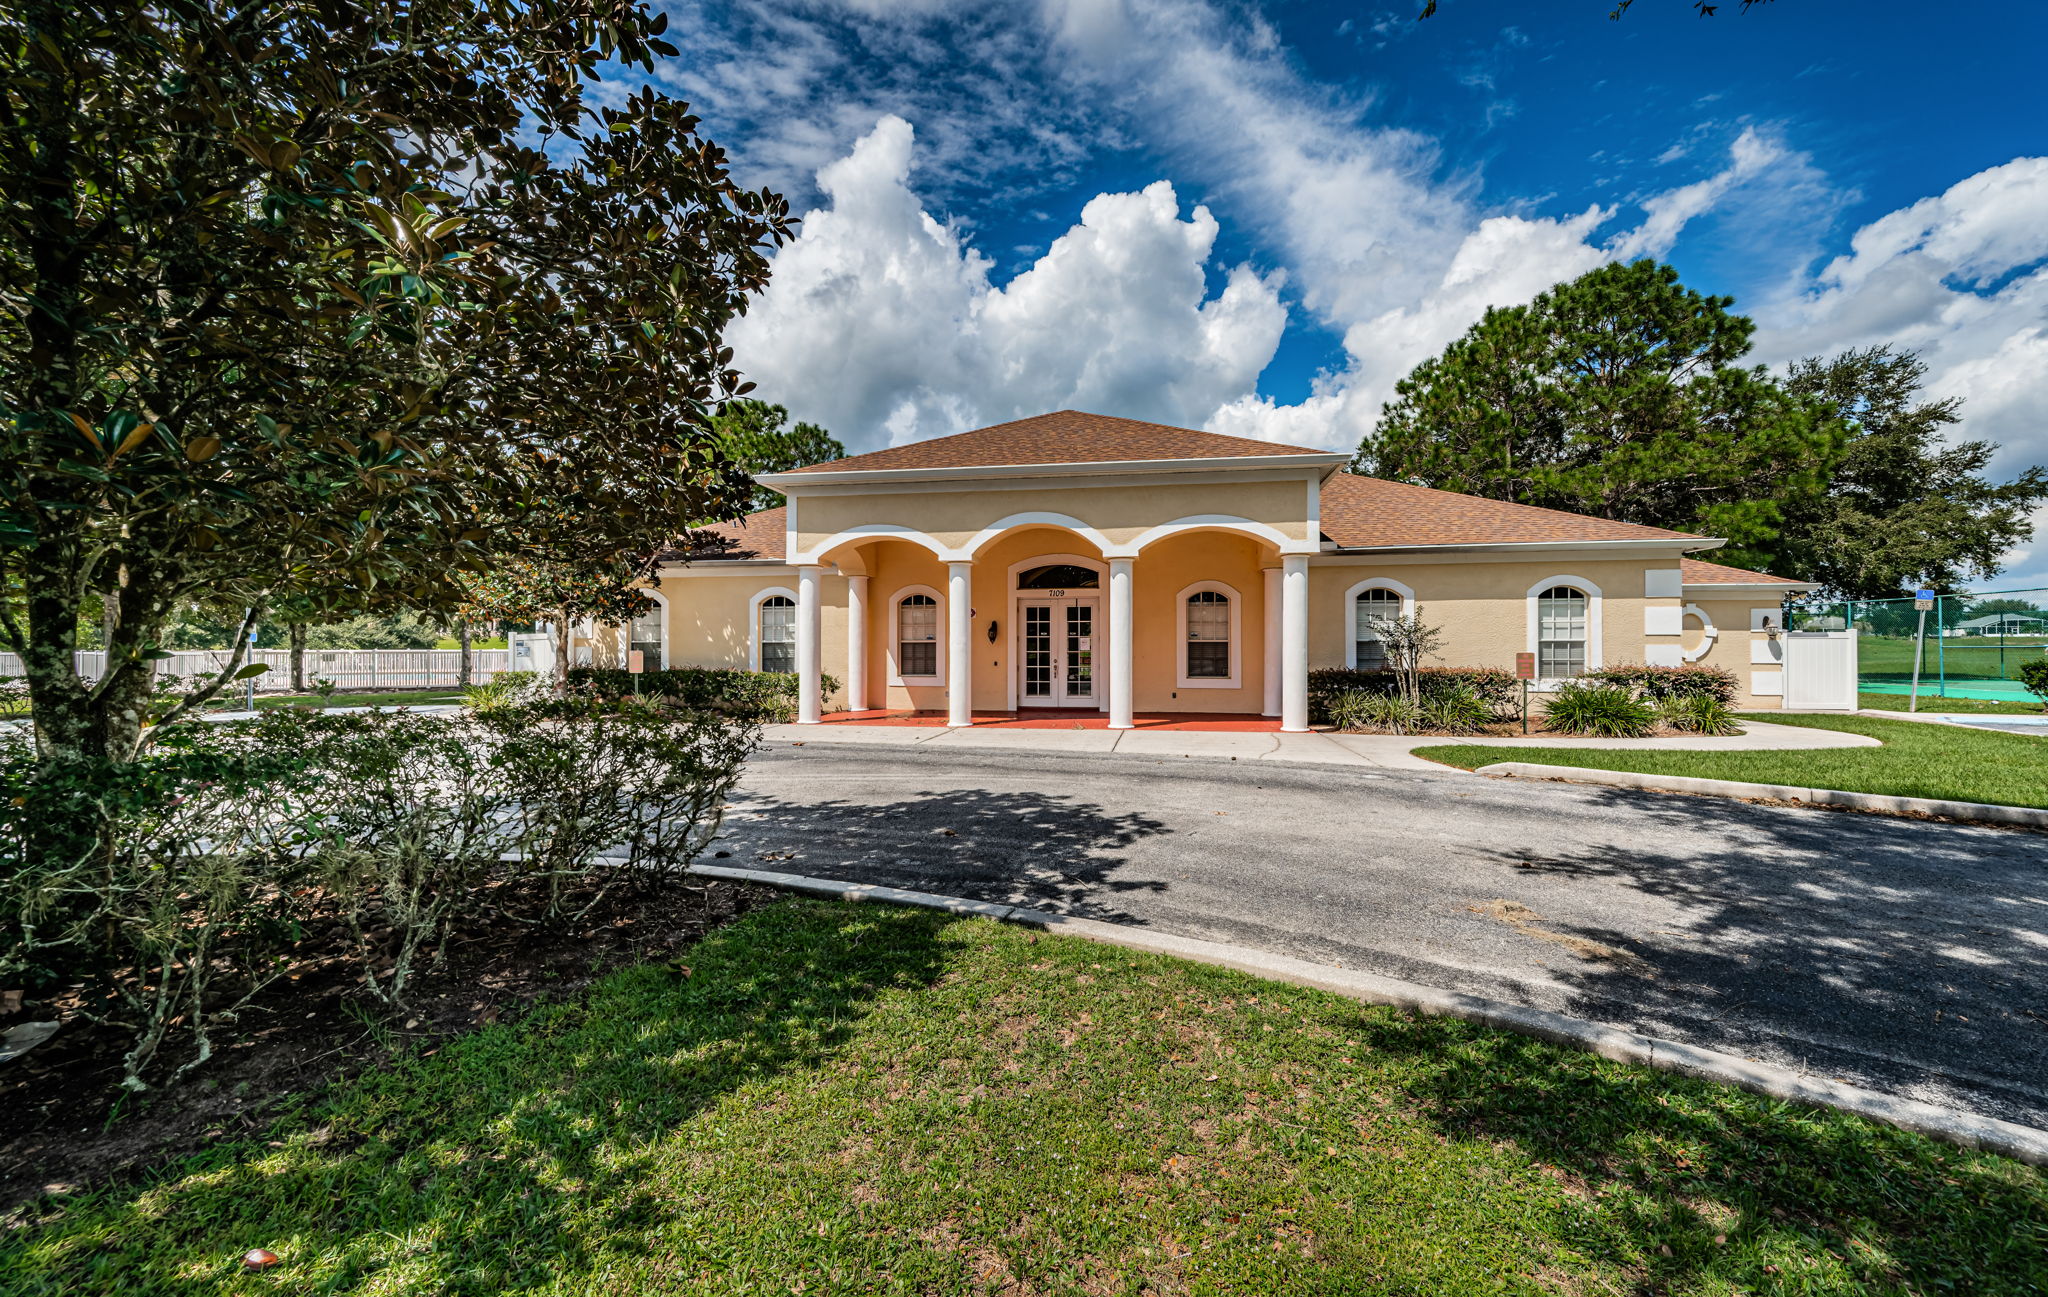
0 872 782 1213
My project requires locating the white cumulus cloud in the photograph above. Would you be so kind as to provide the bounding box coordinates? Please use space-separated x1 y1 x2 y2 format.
725 115 1287 450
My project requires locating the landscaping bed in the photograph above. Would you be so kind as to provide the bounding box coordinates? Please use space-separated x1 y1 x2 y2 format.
4 899 2041 1295
0 875 780 1211
1418 714 2048 811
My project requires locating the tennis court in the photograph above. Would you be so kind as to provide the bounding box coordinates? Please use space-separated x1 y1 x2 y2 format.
1799 588 2048 703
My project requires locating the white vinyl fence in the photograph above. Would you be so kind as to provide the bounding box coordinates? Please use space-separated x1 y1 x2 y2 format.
0 648 510 692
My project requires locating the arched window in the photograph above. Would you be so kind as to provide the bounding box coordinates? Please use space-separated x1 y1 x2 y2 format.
1353 588 1404 670
757 596 795 674
1536 586 1589 678
1185 590 1231 679
629 601 665 668
897 593 939 678
1016 563 1100 590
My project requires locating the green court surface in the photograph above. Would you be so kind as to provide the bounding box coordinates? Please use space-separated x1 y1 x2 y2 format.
1856 634 2045 702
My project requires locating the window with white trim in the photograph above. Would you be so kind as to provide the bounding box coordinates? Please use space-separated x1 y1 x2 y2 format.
898 593 939 677
629 603 664 667
1353 588 1403 670
1536 586 1589 678
1185 590 1231 679
757 596 795 674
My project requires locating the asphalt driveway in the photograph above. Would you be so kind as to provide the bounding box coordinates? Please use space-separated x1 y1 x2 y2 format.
713 738 2048 1129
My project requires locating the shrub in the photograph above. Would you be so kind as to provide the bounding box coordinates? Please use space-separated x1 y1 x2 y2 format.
0 718 334 1088
1540 683 1657 738
1326 690 1422 735
566 666 840 721
463 670 537 713
1 699 758 1090
1309 668 1518 723
1658 694 1744 736
2019 657 2048 709
1582 664 1738 705
1418 687 1492 735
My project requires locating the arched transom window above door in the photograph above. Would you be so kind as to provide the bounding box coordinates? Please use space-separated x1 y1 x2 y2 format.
1016 563 1101 591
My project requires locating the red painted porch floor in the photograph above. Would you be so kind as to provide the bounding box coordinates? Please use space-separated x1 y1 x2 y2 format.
815 709 1284 732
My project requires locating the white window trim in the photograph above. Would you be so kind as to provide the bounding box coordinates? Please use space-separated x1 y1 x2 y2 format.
626 589 671 670
1175 580 1242 689
748 586 797 673
1342 577 1417 670
1525 575 1603 690
889 584 946 687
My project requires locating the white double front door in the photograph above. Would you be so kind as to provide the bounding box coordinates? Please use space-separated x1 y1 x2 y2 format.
1018 596 1099 707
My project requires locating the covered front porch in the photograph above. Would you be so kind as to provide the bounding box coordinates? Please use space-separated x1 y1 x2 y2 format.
784 518 1318 732
813 708 1288 732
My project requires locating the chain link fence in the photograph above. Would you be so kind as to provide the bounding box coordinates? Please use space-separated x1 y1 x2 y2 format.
1792 587 2048 703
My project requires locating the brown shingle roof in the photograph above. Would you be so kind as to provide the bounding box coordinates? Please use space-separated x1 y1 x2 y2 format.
665 505 785 561
1681 557 1809 586
673 474 1750 565
1318 473 1700 548
781 410 1333 475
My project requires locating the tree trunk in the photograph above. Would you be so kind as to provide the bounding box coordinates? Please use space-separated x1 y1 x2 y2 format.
551 613 572 689
457 620 473 688
289 622 307 692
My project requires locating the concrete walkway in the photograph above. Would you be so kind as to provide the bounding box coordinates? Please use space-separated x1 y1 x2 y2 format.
763 718 1878 771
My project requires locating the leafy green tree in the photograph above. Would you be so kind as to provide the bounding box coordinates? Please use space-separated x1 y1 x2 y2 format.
457 558 654 688
1357 260 1845 567
711 400 845 511
1775 347 2047 599
0 0 787 770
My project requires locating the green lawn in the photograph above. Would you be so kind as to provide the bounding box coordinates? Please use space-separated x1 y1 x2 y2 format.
1858 690 2044 715
1422 714 2048 809
5 902 2041 1295
222 688 466 711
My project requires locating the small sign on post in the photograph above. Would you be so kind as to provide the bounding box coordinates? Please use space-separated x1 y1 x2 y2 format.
1514 652 1536 733
1908 590 1936 713
627 650 645 674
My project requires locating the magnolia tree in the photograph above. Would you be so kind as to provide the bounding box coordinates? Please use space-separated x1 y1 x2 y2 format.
459 558 656 688
0 0 783 772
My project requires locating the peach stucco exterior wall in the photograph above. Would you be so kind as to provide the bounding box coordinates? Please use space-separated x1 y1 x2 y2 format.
848 527 1271 714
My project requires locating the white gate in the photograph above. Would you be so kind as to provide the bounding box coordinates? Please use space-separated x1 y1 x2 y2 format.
1783 630 1858 711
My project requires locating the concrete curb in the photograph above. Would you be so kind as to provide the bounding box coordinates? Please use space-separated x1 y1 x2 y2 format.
689 861 2048 1168
1474 762 2048 830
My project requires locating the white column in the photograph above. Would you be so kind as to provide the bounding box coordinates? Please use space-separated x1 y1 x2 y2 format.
796 564 822 724
946 561 973 727
846 574 869 712
1108 557 1135 730
1262 565 1281 718
1280 555 1309 733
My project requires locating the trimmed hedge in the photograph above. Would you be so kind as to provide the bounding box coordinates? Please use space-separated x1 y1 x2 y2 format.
1308 667 1519 723
566 667 842 722
1580 664 1738 705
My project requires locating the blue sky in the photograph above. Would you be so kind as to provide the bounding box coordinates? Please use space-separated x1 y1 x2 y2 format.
648 0 2048 584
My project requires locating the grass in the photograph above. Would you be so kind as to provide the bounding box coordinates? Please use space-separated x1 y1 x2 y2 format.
1857 690 2045 715
4 901 2042 1295
224 688 466 711
1422 713 2048 809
